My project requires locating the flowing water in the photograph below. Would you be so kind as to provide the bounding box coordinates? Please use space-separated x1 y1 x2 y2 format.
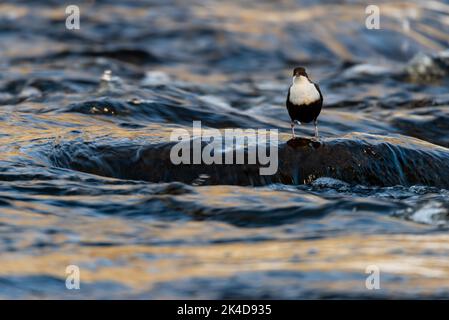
1 0 449 299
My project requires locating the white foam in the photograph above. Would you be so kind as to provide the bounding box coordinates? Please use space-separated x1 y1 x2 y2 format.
410 203 448 225
142 71 171 86
311 177 349 188
343 64 391 77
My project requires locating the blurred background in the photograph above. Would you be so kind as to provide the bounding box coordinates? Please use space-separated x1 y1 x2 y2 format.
1 0 449 299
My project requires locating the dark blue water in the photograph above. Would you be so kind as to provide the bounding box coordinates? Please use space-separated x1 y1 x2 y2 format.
1 0 449 299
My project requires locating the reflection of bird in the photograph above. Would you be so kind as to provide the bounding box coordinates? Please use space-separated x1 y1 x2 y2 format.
286 67 323 139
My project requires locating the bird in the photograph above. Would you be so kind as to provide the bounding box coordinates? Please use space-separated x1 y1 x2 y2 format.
286 67 323 139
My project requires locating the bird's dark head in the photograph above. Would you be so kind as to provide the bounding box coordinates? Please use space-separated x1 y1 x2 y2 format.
293 67 308 78
292 67 310 84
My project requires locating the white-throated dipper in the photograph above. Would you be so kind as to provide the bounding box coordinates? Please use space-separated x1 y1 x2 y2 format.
286 67 323 138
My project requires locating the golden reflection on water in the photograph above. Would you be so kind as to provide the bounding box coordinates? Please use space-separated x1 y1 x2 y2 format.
1 231 449 295
1 1 447 62
1 0 449 298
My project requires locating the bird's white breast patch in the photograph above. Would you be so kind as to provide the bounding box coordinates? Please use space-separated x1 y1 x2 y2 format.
289 77 320 106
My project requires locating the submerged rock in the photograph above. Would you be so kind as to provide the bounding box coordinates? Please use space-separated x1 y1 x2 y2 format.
50 132 449 188
404 51 449 82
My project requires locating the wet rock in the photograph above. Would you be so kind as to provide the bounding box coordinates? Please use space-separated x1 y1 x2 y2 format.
50 133 449 188
278 134 449 187
403 51 449 82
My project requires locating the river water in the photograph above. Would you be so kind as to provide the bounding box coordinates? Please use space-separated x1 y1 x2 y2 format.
1 0 449 299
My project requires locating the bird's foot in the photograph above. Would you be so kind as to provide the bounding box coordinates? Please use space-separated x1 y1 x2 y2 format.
290 122 296 139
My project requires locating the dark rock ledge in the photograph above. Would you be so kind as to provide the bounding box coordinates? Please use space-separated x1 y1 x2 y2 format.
50 133 449 188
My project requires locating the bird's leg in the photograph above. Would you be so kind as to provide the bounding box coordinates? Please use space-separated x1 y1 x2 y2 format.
291 121 296 139
314 119 319 138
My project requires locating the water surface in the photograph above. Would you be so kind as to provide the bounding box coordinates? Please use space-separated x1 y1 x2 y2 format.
1 0 449 299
